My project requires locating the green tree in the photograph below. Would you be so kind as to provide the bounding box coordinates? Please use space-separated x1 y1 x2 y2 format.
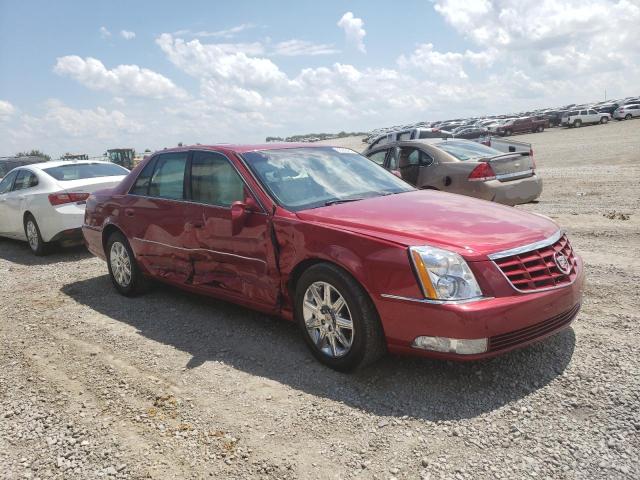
15 149 51 161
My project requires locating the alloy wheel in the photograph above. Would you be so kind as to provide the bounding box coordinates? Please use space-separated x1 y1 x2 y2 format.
303 281 354 358
26 220 39 251
110 241 132 287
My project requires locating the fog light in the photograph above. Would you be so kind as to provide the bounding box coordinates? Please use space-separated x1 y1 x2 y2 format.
412 336 488 355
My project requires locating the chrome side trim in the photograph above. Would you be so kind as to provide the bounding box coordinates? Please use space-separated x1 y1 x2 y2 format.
487 230 563 260
133 237 267 264
380 293 494 305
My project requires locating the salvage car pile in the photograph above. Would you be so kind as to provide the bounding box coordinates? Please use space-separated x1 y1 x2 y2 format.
363 94 640 144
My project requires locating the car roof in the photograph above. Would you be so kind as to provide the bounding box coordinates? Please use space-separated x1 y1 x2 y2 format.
27 159 116 170
151 143 343 156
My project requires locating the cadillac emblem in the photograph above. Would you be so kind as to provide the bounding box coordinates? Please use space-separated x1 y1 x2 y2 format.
554 252 571 275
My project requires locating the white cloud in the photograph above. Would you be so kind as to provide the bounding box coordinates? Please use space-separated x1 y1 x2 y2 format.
173 23 255 39
337 12 366 53
99 26 111 39
0 100 16 119
272 39 340 57
432 0 640 78
120 30 136 40
53 56 187 99
156 34 286 89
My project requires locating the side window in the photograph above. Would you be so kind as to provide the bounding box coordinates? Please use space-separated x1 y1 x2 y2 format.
399 147 420 168
13 170 38 190
130 157 158 195
388 148 399 170
588 109 597 114
420 151 435 166
190 151 244 207
397 132 412 141
580 110 587 115
368 150 387 166
0 170 18 194
148 152 188 200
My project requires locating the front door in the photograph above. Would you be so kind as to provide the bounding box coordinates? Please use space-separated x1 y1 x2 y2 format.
188 150 278 307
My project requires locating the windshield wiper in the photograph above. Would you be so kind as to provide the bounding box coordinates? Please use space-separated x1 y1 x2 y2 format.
324 197 365 206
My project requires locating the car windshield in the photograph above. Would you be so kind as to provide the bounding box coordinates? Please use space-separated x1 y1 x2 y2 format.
43 163 129 181
242 147 414 211
436 141 503 161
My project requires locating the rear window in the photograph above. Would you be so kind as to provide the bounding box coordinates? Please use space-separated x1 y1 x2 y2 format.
43 163 128 181
436 141 502 161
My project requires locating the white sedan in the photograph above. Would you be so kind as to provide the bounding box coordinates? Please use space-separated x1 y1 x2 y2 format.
0 160 128 255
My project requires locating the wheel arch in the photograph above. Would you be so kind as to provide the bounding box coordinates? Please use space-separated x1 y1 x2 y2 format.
101 223 126 255
286 254 378 317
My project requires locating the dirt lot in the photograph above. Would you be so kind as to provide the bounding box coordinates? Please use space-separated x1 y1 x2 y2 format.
1 120 639 480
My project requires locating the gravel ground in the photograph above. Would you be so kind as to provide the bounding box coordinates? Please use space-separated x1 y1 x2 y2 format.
1 119 639 479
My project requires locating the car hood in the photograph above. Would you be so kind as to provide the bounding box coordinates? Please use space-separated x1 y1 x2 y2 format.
296 190 558 261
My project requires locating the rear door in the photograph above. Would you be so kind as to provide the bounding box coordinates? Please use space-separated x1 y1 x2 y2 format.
188 150 278 306
397 146 422 185
587 109 599 123
0 171 18 236
124 151 202 283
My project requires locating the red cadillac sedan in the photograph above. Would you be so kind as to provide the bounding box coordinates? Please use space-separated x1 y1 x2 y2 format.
83 144 584 371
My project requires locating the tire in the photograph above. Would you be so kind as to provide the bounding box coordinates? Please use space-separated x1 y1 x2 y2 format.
106 231 148 296
573 120 582 128
625 114 632 120
505 129 512 136
295 263 386 372
24 214 48 256
600 116 609 124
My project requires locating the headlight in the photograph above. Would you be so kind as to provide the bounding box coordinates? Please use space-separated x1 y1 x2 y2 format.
409 246 483 301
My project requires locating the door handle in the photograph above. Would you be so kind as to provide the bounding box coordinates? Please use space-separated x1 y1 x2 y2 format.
124 208 135 217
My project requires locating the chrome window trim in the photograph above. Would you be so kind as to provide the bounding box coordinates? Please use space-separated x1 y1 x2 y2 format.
487 230 563 260
133 237 267 264
380 293 494 305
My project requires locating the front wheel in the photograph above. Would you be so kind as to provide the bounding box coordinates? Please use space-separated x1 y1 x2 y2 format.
600 116 609 124
505 129 512 136
106 231 148 296
625 114 632 120
295 263 385 372
573 120 582 128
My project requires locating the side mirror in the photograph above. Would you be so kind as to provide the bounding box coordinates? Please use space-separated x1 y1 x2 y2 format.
231 201 247 235
244 196 260 212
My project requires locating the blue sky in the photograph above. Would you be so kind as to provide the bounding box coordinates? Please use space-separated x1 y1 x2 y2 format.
1 0 638 157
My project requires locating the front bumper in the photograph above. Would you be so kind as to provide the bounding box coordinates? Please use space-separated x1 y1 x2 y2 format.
377 256 584 360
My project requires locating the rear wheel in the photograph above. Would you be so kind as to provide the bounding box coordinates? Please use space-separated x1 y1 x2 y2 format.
295 263 385 372
573 120 582 128
600 116 609 124
106 231 148 296
505 129 512 136
24 214 47 256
